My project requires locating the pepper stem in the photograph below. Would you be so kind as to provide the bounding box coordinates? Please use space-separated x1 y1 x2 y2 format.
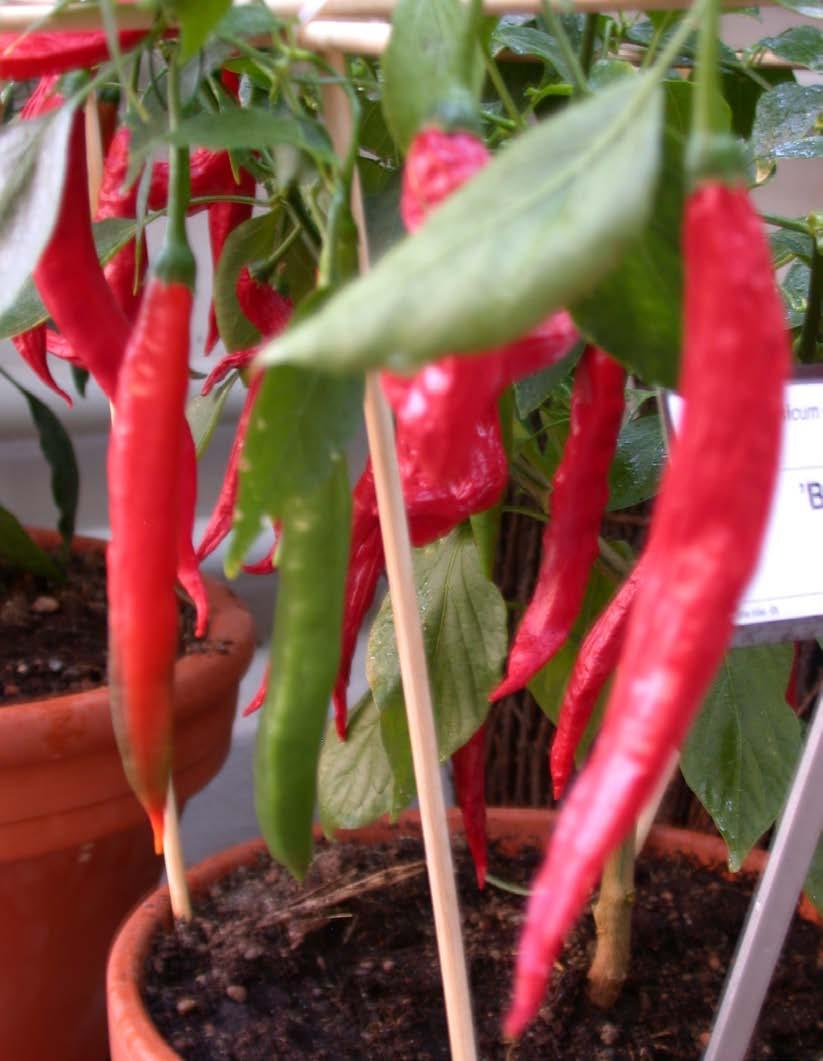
687 0 743 185
587 830 635 1009
155 52 196 287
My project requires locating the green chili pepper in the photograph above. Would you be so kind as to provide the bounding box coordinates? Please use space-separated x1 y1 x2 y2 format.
254 457 352 879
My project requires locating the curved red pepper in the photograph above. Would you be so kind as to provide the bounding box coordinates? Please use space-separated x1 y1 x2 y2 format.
452 723 488 888
550 564 642 801
0 29 149 80
492 347 626 701
108 278 194 850
505 183 791 1038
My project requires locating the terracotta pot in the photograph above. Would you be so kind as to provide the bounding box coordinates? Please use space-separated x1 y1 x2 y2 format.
106 806 820 1060
0 532 255 1061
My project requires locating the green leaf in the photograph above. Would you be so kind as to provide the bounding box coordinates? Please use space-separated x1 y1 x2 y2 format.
318 693 395 834
757 27 823 73
171 109 335 165
513 343 583 418
173 0 233 62
721 66 795 140
0 105 76 320
226 367 362 576
770 227 815 268
367 528 508 801
214 211 278 353
215 5 281 39
775 0 823 15
186 373 238 458
571 81 713 388
382 0 483 151
607 415 665 512
0 217 136 340
751 83 823 166
782 260 811 329
260 76 663 375
492 24 577 82
1 370 78 551
681 644 802 872
805 836 823 915
0 505 61 579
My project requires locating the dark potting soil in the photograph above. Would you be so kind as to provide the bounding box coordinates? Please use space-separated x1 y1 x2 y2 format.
144 834 823 1060
0 546 213 704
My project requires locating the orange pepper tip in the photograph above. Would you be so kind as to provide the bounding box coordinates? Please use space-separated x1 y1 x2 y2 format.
149 805 166 856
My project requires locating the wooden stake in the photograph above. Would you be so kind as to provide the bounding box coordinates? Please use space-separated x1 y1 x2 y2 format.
163 779 192 920
83 93 104 215
321 52 477 1061
0 0 780 33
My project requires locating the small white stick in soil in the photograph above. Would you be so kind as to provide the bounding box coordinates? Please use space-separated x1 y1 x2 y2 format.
84 93 104 215
320 52 478 1061
163 779 192 921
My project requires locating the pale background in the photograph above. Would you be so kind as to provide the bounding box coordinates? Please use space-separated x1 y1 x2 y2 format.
0 9 819 862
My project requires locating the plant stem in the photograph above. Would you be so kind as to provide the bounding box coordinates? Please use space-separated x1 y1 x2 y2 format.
762 213 814 236
541 2 589 97
482 46 526 131
579 14 598 77
155 52 195 286
798 244 822 364
587 830 635 1008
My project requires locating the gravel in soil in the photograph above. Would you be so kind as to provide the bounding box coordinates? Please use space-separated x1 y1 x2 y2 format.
144 834 823 1060
0 547 221 704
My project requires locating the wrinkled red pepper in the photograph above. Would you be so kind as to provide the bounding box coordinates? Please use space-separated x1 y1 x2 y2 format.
0 29 149 79
452 723 488 888
550 563 642 801
400 127 491 231
505 182 791 1038
492 347 626 701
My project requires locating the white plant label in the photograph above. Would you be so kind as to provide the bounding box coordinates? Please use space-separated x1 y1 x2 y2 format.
666 379 823 644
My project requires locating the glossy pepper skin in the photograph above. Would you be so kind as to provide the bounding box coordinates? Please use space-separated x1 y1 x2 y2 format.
255 459 351 879
107 279 194 851
550 564 642 801
492 347 626 701
505 183 791 1038
451 723 488 888
0 29 148 79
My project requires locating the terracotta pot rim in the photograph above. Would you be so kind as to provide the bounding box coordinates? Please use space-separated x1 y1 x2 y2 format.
0 529 256 758
107 808 818 1061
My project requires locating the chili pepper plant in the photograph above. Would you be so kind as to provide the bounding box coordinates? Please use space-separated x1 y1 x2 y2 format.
0 0 821 1040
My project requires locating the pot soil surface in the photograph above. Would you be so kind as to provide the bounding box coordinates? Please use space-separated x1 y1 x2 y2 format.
144 835 822 1060
0 547 218 704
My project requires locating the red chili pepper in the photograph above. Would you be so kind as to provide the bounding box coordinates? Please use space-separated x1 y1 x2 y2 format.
550 564 642 801
108 276 194 851
96 127 148 325
34 110 128 402
0 29 149 80
242 666 270 718
11 316 72 406
178 428 209 638
452 723 488 889
784 642 805 713
202 348 255 395
204 168 256 354
242 532 279 576
492 347 626 701
505 182 790 1038
197 274 292 562
401 127 490 231
10 76 71 403
197 374 262 564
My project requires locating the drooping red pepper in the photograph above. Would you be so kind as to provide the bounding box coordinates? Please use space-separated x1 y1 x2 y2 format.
34 110 128 402
505 182 791 1038
492 347 626 701
550 564 642 801
785 641 802 712
197 272 292 563
242 665 270 718
10 76 71 404
0 29 149 80
96 126 148 325
178 428 209 638
400 127 491 231
452 723 488 889
107 95 199 852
